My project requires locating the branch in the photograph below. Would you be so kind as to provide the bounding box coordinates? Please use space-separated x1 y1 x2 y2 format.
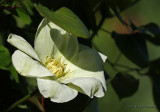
3 89 38 112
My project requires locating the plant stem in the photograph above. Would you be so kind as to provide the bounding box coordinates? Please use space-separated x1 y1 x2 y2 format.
90 17 106 40
42 95 45 112
100 28 112 34
3 89 38 112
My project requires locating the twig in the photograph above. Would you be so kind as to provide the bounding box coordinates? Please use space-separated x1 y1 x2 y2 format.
90 17 106 40
100 28 112 34
107 59 142 73
3 89 38 112
42 95 45 112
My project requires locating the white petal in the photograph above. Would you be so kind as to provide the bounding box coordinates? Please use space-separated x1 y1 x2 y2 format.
66 77 105 98
34 18 78 63
34 19 55 63
50 28 78 60
60 44 106 90
12 50 54 77
37 78 78 103
98 52 107 62
61 68 106 91
7 34 40 61
70 44 104 71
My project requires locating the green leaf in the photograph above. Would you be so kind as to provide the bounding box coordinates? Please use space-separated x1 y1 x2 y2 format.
24 77 37 91
150 58 160 75
36 4 90 39
140 23 160 35
111 73 139 99
22 0 34 15
89 99 99 112
139 23 160 45
16 8 32 24
8 65 19 83
0 32 4 45
44 93 90 112
105 0 140 11
0 44 19 83
0 44 11 70
149 72 160 111
112 31 149 67
98 75 157 112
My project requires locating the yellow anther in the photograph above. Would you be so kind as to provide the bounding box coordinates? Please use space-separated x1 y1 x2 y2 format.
44 56 69 78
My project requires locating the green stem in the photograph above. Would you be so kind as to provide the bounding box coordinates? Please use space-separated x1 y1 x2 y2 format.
90 17 106 40
3 89 38 112
100 28 112 34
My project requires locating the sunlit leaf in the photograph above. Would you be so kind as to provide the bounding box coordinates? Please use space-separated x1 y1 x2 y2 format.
36 4 90 38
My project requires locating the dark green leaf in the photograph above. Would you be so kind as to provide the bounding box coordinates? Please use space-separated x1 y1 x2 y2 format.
145 34 160 45
0 45 19 83
100 4 114 18
0 32 4 45
22 0 34 15
44 93 90 112
0 44 11 70
16 8 32 24
111 73 139 99
89 98 99 112
149 58 160 75
140 23 160 35
139 23 160 45
109 7 126 25
128 19 140 31
36 4 90 39
8 65 19 83
149 72 160 111
24 77 37 91
76 0 97 32
105 0 140 11
112 31 149 67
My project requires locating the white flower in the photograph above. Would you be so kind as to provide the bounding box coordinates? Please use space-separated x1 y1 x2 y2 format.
7 18 107 103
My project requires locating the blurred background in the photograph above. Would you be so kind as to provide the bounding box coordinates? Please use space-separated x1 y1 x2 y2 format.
0 0 160 112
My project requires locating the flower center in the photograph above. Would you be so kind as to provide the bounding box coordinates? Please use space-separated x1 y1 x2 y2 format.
44 56 69 78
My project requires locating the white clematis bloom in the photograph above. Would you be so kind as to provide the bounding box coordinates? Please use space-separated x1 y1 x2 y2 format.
7 18 107 103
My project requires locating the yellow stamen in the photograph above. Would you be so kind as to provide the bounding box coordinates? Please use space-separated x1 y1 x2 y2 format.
44 56 69 78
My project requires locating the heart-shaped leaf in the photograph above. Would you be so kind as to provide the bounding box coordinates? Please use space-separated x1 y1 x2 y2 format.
111 73 139 99
112 31 149 67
